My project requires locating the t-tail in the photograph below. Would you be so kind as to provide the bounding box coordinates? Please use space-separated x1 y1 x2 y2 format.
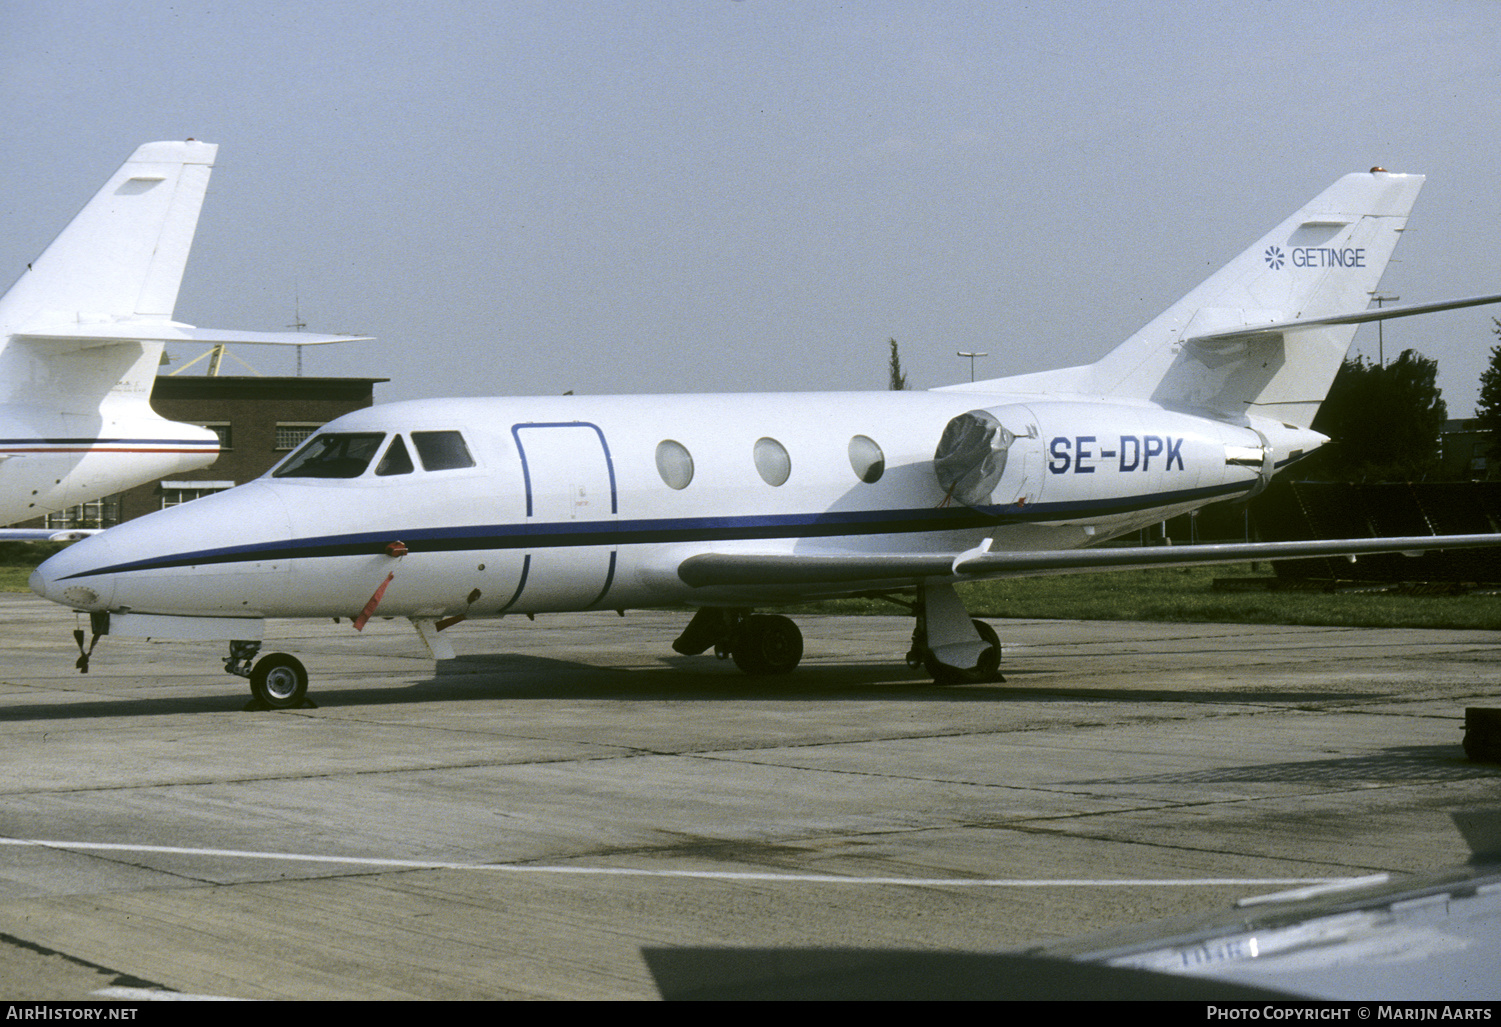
955 169 1501 428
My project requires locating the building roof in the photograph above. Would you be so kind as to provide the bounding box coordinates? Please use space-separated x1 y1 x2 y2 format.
152 375 389 401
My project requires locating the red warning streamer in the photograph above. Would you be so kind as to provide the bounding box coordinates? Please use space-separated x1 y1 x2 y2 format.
353 572 395 631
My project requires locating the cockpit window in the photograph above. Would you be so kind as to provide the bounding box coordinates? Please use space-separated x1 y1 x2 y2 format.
412 431 475 471
273 432 386 478
375 434 415 476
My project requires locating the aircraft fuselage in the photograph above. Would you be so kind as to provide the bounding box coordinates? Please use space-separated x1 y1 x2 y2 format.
32 390 1299 621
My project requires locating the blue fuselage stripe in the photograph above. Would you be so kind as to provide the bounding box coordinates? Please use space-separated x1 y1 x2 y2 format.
60 479 1253 581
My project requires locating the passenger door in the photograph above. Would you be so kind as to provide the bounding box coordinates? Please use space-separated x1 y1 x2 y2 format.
509 422 618 610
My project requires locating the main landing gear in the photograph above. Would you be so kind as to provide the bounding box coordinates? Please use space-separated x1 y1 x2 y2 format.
909 581 1005 685
672 581 1003 684
673 609 805 675
225 641 312 709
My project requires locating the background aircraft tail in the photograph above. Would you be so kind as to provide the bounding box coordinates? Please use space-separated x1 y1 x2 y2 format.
957 171 1426 427
0 140 218 414
0 141 364 421
0 140 217 332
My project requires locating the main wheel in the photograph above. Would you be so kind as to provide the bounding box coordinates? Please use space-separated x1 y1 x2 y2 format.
250 653 309 709
925 619 1002 685
732 614 804 675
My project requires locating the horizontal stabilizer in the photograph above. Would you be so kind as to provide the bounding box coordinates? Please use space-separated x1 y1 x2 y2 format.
1185 292 1501 348
14 325 371 347
678 533 1501 587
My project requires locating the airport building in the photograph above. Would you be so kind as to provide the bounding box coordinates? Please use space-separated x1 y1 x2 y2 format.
38 375 386 531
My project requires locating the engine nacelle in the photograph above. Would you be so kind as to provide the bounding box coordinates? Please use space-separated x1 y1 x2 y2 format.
933 402 1327 529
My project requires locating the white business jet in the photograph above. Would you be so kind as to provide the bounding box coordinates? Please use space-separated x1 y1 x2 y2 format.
0 140 365 538
29 169 1501 707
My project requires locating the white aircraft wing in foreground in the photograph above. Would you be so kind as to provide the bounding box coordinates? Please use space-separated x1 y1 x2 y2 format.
644 865 1501 999
29 169 1501 707
0 140 368 534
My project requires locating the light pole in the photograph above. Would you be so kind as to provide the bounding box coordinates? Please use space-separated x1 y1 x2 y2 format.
1372 294 1399 365
957 351 988 382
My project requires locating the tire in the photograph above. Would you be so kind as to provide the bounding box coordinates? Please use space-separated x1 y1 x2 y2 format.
250 653 309 709
732 614 804 675
926 619 1002 685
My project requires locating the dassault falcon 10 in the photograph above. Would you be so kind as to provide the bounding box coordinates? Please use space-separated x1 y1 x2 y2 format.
29 168 1501 707
0 140 367 538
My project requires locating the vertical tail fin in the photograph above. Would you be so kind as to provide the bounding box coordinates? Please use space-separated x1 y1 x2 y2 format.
0 140 218 330
961 171 1425 427
0 141 217 414
1099 170 1423 425
0 141 367 418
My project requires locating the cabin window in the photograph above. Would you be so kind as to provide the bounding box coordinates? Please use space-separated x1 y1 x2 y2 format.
848 435 885 483
655 440 694 490
754 437 791 486
273 432 386 478
412 431 476 470
375 434 415 476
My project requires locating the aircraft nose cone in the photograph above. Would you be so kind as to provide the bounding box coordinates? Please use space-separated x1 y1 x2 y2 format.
31 532 117 611
32 482 295 618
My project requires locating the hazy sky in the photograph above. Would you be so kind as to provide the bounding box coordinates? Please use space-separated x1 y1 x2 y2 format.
3 1 1499 413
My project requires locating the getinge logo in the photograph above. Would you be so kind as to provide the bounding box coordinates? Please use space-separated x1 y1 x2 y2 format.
1264 245 1367 270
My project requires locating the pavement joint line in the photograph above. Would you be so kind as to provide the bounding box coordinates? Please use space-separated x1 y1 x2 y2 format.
0 837 1349 888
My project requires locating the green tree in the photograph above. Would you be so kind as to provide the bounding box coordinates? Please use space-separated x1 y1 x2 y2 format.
1473 319 1501 465
888 338 907 391
1307 349 1447 480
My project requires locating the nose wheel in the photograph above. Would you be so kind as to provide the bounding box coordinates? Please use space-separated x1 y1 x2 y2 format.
225 636 310 708
226 641 312 709
249 653 309 708
249 653 310 709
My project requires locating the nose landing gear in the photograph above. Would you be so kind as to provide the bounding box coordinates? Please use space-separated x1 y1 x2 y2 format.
226 640 313 710
249 653 309 709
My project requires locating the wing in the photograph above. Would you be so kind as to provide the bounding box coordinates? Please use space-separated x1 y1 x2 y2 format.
677 533 1501 588
0 528 99 542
